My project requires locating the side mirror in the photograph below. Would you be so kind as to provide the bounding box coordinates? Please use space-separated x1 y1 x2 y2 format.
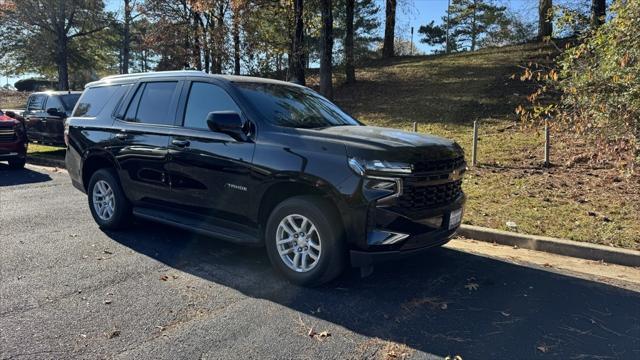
5 111 24 122
206 112 248 141
46 108 66 118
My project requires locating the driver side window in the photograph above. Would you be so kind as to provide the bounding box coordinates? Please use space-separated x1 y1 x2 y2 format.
183 82 241 129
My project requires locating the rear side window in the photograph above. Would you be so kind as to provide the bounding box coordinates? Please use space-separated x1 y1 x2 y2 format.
45 96 64 112
125 82 178 125
27 95 46 111
74 85 131 117
60 94 81 111
183 82 241 129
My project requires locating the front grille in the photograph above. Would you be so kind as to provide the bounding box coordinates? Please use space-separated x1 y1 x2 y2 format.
398 179 463 211
413 156 465 174
0 129 16 142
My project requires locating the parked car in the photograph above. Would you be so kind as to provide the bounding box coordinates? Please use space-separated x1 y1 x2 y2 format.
0 109 28 169
65 71 466 285
24 91 81 146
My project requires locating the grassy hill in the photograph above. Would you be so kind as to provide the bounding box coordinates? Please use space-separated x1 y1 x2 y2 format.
332 42 640 249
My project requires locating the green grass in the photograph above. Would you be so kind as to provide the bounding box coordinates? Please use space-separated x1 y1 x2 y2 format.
28 143 66 159
333 42 640 250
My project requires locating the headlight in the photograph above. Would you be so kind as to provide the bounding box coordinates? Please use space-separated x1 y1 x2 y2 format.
348 157 412 175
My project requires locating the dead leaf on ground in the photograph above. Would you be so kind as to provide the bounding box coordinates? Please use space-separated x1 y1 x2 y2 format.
464 283 480 291
445 356 463 360
160 275 169 281
536 344 550 353
104 299 112 305
106 330 120 339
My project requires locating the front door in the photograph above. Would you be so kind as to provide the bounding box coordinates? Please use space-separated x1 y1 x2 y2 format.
24 94 47 143
111 81 182 207
166 81 256 225
41 95 66 145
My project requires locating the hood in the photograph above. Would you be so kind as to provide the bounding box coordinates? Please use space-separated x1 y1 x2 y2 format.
300 125 464 162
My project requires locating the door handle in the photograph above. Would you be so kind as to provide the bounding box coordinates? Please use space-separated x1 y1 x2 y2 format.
171 139 190 148
115 132 129 140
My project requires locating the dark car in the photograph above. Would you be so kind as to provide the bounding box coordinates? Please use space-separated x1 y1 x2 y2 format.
24 91 81 146
65 71 466 285
0 109 28 169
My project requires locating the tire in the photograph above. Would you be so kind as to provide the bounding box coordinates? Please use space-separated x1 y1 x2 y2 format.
265 196 346 286
8 158 26 169
87 168 131 230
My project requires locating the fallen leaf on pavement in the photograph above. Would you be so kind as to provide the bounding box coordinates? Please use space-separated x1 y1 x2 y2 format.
537 344 550 353
106 330 120 339
104 299 112 305
160 275 169 281
103 250 113 255
464 283 479 291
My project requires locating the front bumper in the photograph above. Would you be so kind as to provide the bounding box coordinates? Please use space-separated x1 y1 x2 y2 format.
350 227 457 267
348 191 465 267
0 141 27 160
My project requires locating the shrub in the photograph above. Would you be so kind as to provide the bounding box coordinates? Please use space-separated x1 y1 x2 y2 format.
556 0 640 170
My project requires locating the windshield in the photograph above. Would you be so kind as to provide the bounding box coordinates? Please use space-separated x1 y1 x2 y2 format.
60 94 81 111
235 82 360 129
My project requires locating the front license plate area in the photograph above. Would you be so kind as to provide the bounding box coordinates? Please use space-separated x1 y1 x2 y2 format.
449 209 463 230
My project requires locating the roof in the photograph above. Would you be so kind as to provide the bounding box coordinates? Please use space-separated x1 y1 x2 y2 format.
85 70 303 89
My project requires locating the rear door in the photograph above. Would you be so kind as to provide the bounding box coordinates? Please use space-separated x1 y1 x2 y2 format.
112 81 183 207
23 94 47 142
165 81 256 224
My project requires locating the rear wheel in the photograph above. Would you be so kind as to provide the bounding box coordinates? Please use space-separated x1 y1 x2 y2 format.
8 157 26 169
265 196 345 286
87 168 131 230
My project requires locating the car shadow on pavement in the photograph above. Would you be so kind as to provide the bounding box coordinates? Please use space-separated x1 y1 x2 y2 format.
106 222 640 359
0 164 52 186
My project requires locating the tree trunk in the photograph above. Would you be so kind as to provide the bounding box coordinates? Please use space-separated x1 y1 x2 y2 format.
290 0 305 85
232 8 241 75
213 3 225 74
122 0 131 74
192 12 203 71
319 0 333 99
344 0 355 84
538 0 553 39
445 0 451 53
471 0 477 51
591 0 606 28
382 0 396 58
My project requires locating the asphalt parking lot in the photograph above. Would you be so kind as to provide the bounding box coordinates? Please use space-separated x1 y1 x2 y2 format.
1 164 639 359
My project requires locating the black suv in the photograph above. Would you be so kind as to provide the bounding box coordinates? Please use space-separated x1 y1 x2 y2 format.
66 71 466 285
24 91 81 146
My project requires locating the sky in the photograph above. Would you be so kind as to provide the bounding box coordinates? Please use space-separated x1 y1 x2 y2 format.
3 0 540 86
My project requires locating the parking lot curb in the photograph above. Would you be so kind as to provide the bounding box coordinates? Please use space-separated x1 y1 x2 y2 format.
27 156 66 169
458 224 640 267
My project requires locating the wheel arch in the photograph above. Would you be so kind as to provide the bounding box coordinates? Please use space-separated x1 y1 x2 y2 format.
257 179 347 242
81 150 119 192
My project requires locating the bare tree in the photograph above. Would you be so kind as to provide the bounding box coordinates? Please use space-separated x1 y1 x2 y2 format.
538 0 553 39
344 0 355 84
319 0 333 99
382 0 396 58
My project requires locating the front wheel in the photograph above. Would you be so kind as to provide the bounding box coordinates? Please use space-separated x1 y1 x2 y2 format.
265 196 346 286
87 168 131 230
8 157 26 169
